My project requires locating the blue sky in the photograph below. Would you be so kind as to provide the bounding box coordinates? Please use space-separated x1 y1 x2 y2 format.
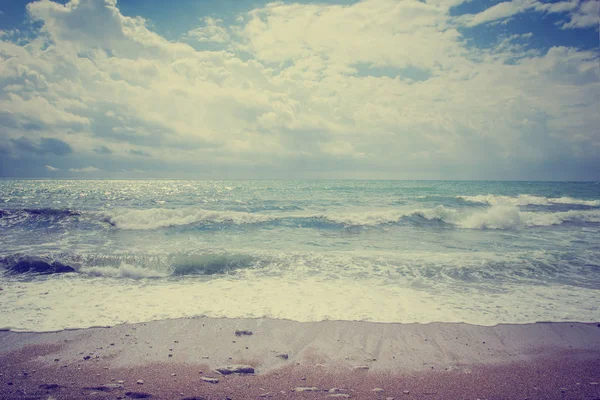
0 0 598 179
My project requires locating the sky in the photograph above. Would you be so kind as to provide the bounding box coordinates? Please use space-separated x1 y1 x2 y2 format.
0 0 598 180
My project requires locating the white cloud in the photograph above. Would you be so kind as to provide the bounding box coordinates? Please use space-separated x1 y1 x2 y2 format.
562 0 598 29
457 0 536 27
185 17 230 43
456 0 595 29
0 0 597 179
68 166 101 172
45 164 59 171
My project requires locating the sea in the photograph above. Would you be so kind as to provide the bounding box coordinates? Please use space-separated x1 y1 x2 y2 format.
1 180 599 332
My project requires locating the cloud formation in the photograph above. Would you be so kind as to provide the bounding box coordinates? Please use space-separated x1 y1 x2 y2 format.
456 0 598 29
0 0 598 179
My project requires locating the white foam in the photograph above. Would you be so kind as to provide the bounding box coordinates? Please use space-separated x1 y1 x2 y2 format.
460 206 600 230
320 205 600 229
459 194 600 207
107 208 272 230
321 206 459 226
80 263 168 279
1 273 599 332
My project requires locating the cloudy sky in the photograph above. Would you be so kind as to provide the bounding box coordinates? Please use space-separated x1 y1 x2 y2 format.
0 0 598 180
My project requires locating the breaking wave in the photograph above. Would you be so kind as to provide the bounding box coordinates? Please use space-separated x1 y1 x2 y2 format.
105 208 273 229
458 194 600 207
3 203 600 233
317 206 600 229
1 253 261 279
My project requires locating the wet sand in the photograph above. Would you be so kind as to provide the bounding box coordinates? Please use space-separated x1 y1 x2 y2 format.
1 317 600 399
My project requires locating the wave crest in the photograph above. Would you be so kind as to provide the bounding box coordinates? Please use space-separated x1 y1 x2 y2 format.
106 208 273 230
459 194 600 207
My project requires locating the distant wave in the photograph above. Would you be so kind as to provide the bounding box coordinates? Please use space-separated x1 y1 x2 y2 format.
315 206 600 229
105 208 273 229
3 203 600 232
458 194 600 207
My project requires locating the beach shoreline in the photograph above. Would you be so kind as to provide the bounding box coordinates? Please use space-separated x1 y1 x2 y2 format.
1 317 600 399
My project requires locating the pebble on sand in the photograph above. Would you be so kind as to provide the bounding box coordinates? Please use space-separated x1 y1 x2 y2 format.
201 377 219 384
352 365 369 370
125 391 152 399
39 384 62 390
214 365 255 375
293 387 320 392
372 388 385 392
136 379 144 384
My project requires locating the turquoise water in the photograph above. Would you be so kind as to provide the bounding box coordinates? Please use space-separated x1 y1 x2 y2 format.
1 180 599 331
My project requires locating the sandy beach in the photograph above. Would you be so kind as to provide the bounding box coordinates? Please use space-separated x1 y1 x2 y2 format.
1 317 599 399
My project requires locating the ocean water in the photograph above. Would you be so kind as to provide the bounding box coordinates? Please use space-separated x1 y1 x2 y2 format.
1 180 599 332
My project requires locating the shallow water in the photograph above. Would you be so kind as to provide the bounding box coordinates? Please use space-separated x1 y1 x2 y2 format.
1 180 599 331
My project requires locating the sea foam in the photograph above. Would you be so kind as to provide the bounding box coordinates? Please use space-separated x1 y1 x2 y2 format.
106 208 273 229
459 194 600 207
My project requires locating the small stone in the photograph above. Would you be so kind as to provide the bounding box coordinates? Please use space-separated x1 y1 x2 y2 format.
202 356 209 359
103 383 124 390
214 365 255 375
117 380 125 384
125 392 152 399
201 377 219 384
83 356 91 360
372 388 385 392
171 373 176 377
235 330 253 336
560 388 568 392
329 388 343 393
403 390 410 394
352 365 369 370
276 353 289 360
293 387 319 392
387 398 395 400
136 379 144 384
39 384 61 390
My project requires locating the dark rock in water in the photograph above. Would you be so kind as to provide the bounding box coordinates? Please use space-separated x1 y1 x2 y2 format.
4 258 75 275
125 392 152 399
39 383 62 390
